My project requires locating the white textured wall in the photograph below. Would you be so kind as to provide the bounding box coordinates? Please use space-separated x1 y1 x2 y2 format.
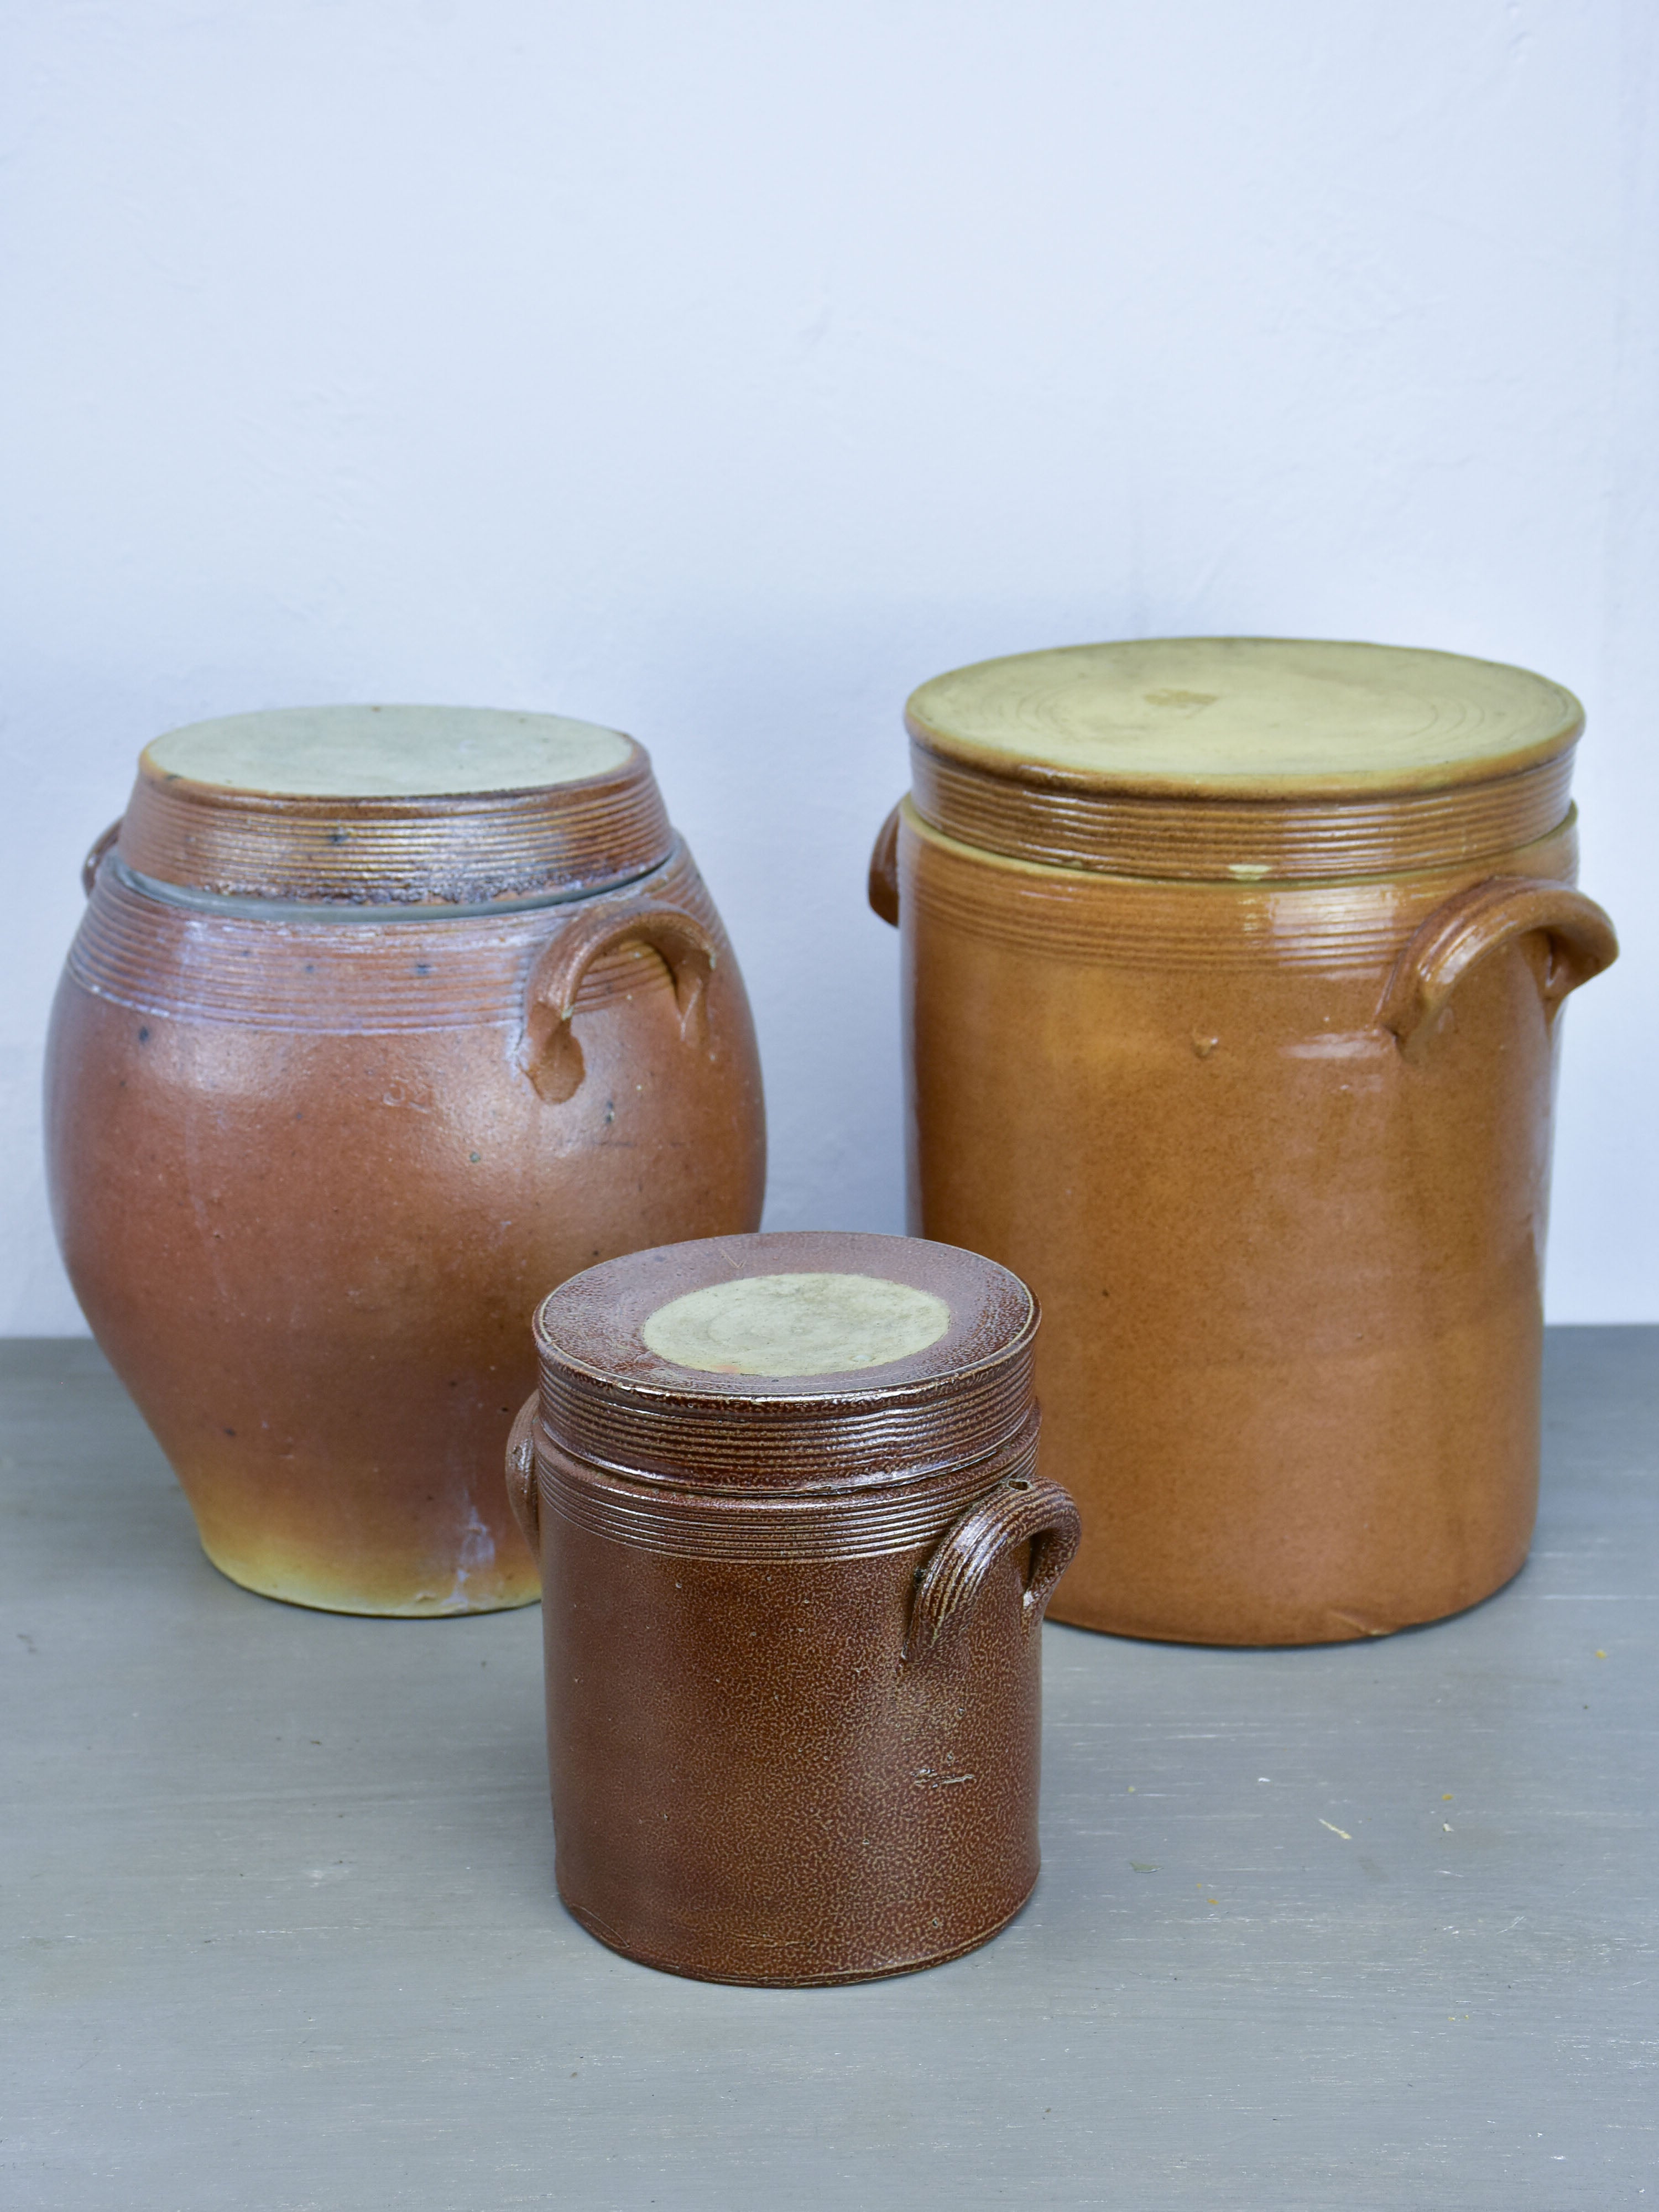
2 0 1653 1328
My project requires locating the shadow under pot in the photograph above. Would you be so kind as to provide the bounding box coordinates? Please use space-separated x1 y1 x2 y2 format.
872 637 1620 1647
508 1229 1078 1986
46 704 765 1616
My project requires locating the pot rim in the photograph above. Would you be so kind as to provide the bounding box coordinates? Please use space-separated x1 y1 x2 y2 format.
106 851 670 923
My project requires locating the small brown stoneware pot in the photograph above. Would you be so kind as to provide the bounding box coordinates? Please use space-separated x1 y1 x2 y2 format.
871 639 1619 1647
507 1229 1079 1986
47 705 765 1615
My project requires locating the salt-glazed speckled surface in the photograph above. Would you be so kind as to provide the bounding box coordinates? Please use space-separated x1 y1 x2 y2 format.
46 705 765 1616
873 639 1619 1646
509 1229 1079 1985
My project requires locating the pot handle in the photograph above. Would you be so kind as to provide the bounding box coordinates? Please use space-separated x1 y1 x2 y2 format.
905 1471 1081 1668
505 1392 540 1547
868 802 901 927
1378 876 1619 1061
520 894 718 1103
82 820 122 898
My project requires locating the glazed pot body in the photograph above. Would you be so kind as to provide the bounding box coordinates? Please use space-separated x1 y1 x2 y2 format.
515 1230 1078 1984
48 837 765 1616
534 1439 1046 1985
899 811 1601 1644
880 640 1619 1647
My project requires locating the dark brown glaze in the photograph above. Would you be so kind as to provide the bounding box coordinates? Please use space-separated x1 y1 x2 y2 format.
45 715 765 1616
875 640 1619 1647
510 1231 1078 1985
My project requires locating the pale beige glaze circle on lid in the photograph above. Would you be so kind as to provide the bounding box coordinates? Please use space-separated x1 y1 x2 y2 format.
639 1272 953 1378
145 705 633 799
906 639 1584 797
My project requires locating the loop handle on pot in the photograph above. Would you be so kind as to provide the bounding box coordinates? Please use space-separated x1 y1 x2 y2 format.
1378 875 1619 1061
904 1471 1081 1668
868 803 901 927
505 1392 540 1547
82 821 122 898
520 894 718 1103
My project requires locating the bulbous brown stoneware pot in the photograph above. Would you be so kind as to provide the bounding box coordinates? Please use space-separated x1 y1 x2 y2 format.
507 1229 1079 1985
870 639 1619 1646
46 705 765 1615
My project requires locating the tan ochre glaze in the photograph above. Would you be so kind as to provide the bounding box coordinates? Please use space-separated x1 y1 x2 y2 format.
874 639 1618 1647
46 706 765 1616
510 1230 1079 1985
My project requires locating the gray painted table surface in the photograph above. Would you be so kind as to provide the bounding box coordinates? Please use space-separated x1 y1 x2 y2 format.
3 1331 1655 2211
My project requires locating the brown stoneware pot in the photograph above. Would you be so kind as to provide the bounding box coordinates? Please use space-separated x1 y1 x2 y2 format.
507 1229 1079 1985
47 705 765 1615
870 639 1619 1646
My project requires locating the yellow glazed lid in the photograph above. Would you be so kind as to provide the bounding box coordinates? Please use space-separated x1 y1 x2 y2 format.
900 638 1584 883
144 704 633 799
905 639 1582 801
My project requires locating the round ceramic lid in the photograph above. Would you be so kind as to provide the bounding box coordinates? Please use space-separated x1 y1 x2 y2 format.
905 638 1583 799
539 1232 1032 1400
114 704 672 906
143 704 633 798
533 1232 1039 1488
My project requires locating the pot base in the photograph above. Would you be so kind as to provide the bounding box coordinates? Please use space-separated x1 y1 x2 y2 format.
561 1879 1038 1988
1048 1557 1528 1647
198 1537 541 1619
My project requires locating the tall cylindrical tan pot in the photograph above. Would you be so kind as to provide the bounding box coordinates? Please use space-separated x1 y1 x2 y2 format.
46 705 765 1615
872 639 1619 1646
